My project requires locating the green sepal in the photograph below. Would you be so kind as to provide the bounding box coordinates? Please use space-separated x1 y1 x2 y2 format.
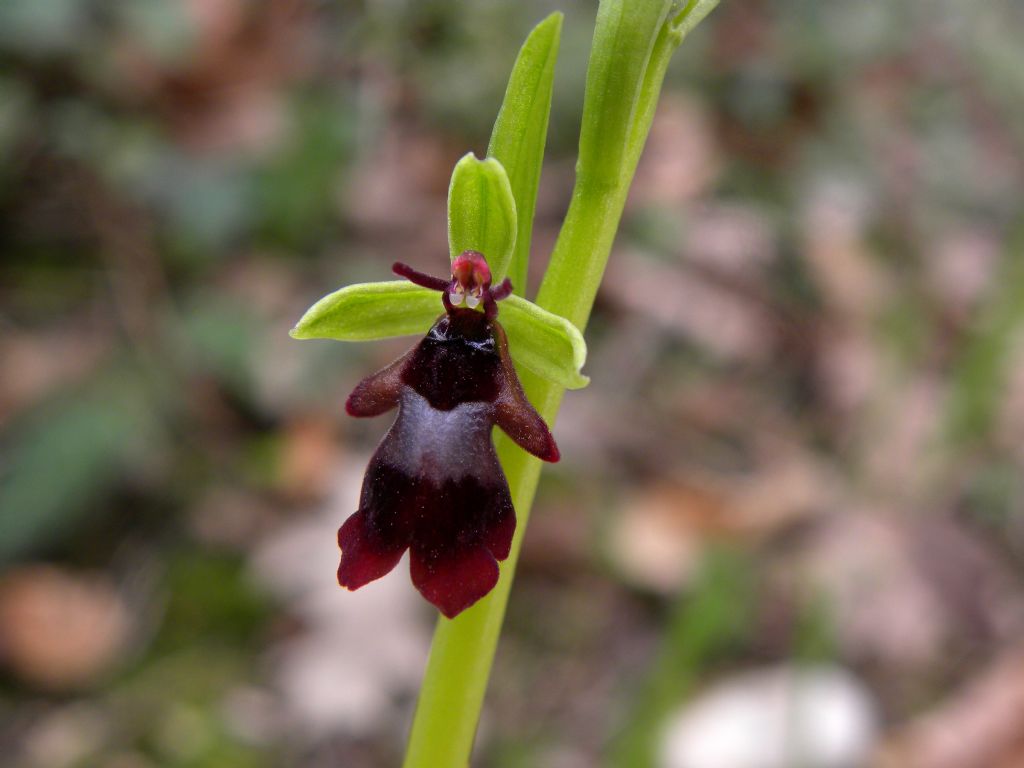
289 281 441 341
448 154 517 283
487 12 562 296
501 295 589 390
290 282 588 389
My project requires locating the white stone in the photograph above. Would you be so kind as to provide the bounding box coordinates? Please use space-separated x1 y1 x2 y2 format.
660 664 877 768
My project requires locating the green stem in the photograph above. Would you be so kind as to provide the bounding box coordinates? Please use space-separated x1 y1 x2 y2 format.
402 2 717 765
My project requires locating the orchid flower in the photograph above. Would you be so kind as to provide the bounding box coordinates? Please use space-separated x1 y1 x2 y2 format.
292 159 587 617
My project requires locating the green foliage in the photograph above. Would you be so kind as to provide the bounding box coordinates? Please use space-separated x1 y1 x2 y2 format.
177 294 263 398
0 373 157 563
115 647 273 767
574 1 671 189
538 0 719 331
792 592 839 664
256 94 356 248
0 0 91 55
157 552 272 651
487 12 562 296
608 550 754 768
447 153 518 281
946 238 1024 445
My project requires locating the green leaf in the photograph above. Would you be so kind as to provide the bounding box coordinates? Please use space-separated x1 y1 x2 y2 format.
575 0 672 189
946 240 1024 445
609 549 754 768
290 281 441 341
487 12 562 297
502 295 588 389
538 0 674 331
447 153 517 282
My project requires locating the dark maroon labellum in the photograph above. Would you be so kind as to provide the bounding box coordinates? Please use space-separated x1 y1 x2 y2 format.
337 254 558 618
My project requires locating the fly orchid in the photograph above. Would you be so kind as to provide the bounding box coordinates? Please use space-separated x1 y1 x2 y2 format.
299 5 721 762
337 252 559 617
292 152 586 618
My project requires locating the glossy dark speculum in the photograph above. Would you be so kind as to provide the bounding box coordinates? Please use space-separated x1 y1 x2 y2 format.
338 274 558 618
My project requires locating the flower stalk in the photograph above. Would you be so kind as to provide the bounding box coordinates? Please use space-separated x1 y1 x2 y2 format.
402 1 719 766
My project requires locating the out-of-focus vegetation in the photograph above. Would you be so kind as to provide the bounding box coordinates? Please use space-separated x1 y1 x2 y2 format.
1 1 1023 767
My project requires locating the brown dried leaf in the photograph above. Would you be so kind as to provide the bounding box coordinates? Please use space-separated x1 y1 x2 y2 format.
800 180 887 321
878 649 1024 768
277 415 338 503
798 513 949 671
606 252 771 362
118 0 311 152
611 452 830 592
0 566 131 690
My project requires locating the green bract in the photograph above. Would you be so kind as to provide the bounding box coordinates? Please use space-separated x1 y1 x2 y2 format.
487 12 561 295
290 281 588 390
447 154 517 282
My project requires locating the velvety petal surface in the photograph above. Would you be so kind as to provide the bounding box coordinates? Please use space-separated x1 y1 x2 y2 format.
410 543 500 619
336 307 558 617
337 509 407 590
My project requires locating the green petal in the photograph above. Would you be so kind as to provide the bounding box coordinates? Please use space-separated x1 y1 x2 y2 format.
502 295 589 389
290 281 441 341
448 154 517 282
487 12 562 296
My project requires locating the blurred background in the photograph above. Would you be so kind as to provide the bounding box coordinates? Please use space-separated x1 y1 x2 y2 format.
2 1 1023 766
